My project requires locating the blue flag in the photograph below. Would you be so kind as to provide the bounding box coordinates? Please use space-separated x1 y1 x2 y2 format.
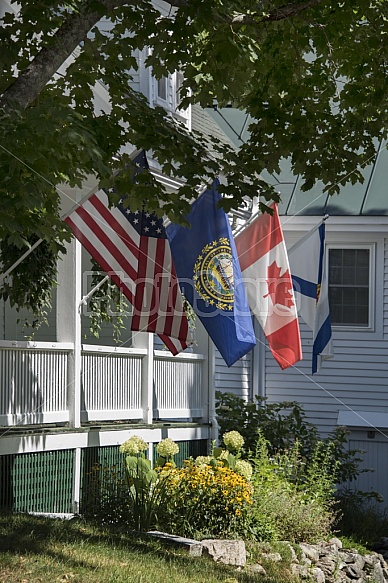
166 181 256 366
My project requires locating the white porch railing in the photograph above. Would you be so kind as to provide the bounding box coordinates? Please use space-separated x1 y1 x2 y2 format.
153 351 205 419
0 340 71 426
81 345 146 421
0 342 208 426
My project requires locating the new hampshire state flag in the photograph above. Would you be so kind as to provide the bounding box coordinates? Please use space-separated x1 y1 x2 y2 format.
166 181 256 366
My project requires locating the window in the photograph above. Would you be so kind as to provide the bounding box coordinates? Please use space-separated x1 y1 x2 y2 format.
156 76 167 101
328 247 372 327
175 71 184 109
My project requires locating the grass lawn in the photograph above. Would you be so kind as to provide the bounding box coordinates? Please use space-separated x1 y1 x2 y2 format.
0 513 296 583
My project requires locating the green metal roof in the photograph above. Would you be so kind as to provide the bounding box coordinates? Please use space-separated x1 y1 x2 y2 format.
206 107 388 217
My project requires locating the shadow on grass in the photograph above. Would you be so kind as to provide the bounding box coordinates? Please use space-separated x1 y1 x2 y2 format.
0 513 264 582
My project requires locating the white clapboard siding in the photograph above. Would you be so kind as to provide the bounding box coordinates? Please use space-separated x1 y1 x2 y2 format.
0 344 69 425
153 353 205 418
265 321 388 436
348 436 388 507
384 237 388 337
81 349 143 421
215 349 252 400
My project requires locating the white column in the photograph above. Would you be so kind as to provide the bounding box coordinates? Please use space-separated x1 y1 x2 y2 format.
57 238 82 428
195 320 217 443
132 331 154 424
72 447 82 514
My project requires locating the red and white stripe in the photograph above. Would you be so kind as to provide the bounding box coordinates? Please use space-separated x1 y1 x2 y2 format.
65 190 191 354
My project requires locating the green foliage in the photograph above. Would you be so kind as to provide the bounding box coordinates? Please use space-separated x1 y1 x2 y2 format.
159 458 253 539
0 0 387 314
216 392 319 458
84 435 254 539
86 259 130 343
215 391 365 485
336 488 388 548
82 461 133 525
0 234 66 336
248 433 338 543
124 454 165 532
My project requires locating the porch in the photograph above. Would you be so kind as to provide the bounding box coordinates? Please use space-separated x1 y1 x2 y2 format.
0 340 209 427
0 340 212 514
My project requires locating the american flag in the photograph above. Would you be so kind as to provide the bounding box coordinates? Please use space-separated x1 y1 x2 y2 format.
65 186 191 355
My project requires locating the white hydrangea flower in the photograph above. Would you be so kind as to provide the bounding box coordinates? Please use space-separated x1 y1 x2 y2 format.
156 438 179 458
195 455 211 466
119 435 148 456
235 459 253 481
223 430 244 452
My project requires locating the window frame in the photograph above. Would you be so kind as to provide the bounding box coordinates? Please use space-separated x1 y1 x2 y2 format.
153 71 188 114
327 242 375 331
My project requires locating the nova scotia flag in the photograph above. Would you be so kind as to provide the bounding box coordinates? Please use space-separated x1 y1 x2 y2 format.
289 222 333 374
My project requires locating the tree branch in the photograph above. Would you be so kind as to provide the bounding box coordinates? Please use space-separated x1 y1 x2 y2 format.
0 0 326 113
0 0 131 112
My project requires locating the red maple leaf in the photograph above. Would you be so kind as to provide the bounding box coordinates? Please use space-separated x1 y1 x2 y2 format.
264 261 295 308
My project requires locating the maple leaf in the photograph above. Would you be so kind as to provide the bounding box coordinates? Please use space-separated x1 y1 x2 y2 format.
264 261 295 308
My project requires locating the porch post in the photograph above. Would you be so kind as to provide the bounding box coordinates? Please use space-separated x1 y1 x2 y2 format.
132 332 154 424
195 320 217 443
57 238 83 428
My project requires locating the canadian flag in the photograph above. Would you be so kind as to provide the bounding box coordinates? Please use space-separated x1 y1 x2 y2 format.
235 204 302 369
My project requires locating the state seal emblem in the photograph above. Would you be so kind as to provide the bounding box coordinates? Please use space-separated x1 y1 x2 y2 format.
193 237 234 310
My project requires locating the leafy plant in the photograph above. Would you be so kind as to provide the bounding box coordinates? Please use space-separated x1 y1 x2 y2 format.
0 234 66 337
215 392 365 485
86 258 130 344
335 488 388 548
159 459 253 539
247 433 338 543
1 0 386 317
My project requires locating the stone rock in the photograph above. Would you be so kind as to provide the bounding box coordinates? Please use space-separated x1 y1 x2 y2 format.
292 563 311 578
329 538 343 550
372 561 387 583
201 539 246 567
316 556 337 577
300 543 320 563
261 552 282 562
339 550 364 568
146 531 203 556
311 567 326 583
245 564 267 576
343 563 363 579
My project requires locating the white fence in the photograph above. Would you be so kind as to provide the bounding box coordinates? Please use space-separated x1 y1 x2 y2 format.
0 341 71 425
81 346 145 421
0 342 207 426
154 351 205 419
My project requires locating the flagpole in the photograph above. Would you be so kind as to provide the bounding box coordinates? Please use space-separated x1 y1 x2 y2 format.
0 149 146 283
0 238 44 284
288 214 329 254
78 274 110 312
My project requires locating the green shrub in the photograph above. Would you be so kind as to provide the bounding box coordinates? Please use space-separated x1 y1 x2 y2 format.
336 488 388 547
158 459 253 539
83 433 253 540
215 391 365 484
247 433 338 543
